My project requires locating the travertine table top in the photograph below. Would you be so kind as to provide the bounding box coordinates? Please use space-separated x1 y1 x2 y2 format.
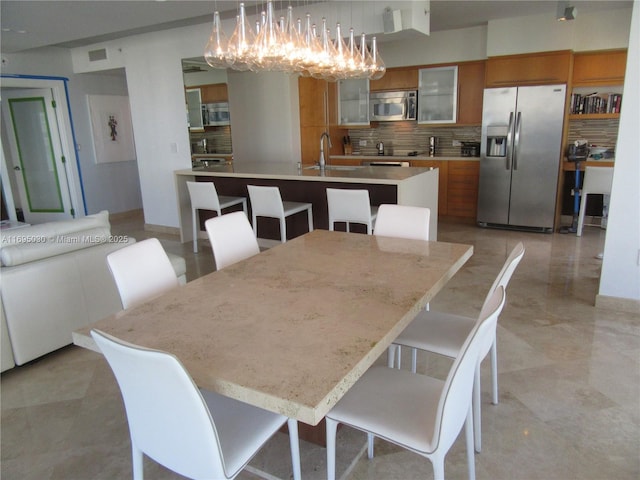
74 230 472 425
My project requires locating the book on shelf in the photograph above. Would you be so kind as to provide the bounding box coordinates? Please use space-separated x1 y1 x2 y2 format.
570 92 623 115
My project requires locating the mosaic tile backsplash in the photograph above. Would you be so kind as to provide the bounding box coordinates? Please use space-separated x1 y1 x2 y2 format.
346 123 481 157
567 118 619 150
190 126 233 154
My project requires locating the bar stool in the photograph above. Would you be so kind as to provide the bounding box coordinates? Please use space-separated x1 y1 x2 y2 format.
327 188 378 234
247 185 313 243
186 181 247 253
576 166 614 237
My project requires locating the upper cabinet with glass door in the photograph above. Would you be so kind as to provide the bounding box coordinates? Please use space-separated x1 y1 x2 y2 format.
338 78 370 126
418 66 458 124
185 88 204 131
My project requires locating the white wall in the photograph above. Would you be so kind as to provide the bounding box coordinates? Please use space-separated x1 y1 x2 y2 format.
487 7 632 56
598 1 640 307
380 25 487 67
227 71 301 164
1 47 142 216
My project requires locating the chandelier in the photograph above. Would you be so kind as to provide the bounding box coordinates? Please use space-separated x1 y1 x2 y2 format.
204 2 385 81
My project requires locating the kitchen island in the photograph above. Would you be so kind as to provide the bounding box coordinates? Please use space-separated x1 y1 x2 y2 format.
175 162 438 244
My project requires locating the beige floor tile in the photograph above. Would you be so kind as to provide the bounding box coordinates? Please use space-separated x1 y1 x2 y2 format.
2 215 638 480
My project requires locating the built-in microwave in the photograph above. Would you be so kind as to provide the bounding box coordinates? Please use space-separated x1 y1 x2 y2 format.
369 90 417 121
202 102 230 126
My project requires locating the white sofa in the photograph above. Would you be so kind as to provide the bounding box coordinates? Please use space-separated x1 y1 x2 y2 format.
0 211 186 371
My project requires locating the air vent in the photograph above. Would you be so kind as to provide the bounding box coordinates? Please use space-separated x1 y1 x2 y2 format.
88 48 108 62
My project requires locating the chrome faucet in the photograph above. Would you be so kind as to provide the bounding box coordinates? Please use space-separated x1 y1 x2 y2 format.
319 132 332 169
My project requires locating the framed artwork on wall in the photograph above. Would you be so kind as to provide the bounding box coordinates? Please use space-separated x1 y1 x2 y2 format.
87 94 136 164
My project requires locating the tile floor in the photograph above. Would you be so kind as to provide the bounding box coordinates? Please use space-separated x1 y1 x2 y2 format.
1 213 638 480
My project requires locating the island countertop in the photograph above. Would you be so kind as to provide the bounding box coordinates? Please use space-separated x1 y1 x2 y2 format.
175 161 436 185
174 162 439 243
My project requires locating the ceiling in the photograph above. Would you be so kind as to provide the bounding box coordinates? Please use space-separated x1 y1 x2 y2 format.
0 0 632 55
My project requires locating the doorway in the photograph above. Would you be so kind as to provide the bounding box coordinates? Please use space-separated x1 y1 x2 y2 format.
0 75 85 224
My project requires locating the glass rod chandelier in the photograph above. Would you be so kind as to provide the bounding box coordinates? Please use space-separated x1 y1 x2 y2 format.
204 2 385 81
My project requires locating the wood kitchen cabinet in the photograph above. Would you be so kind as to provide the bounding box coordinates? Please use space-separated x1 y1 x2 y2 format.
457 61 486 125
299 77 345 164
485 50 571 87
446 161 479 219
369 67 419 91
572 50 627 86
199 83 228 103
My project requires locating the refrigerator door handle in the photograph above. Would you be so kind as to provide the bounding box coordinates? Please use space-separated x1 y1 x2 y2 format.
506 112 514 170
513 111 522 170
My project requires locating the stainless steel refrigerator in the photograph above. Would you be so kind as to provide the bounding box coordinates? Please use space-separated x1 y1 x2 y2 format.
477 85 566 232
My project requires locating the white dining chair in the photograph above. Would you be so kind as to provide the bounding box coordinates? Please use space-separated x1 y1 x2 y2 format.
576 166 614 237
326 188 378 234
390 242 525 453
106 238 180 310
205 211 260 270
373 204 430 240
186 180 248 253
247 185 313 243
326 286 506 480
374 204 431 367
91 329 301 480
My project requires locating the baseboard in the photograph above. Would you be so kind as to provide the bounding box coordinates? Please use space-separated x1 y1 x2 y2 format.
595 294 640 315
108 209 143 222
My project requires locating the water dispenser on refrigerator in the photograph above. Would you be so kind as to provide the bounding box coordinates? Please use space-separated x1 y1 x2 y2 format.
485 125 508 157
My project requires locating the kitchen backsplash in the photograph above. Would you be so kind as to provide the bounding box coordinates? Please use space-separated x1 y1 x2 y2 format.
190 126 233 154
346 123 481 157
567 118 619 148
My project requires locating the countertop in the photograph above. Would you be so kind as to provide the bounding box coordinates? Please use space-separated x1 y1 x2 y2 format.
331 155 480 162
175 162 438 185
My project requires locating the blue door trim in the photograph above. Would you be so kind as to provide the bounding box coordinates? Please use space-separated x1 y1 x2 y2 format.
1 74 88 215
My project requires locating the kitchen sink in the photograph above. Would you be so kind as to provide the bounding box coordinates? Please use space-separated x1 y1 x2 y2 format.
303 165 360 171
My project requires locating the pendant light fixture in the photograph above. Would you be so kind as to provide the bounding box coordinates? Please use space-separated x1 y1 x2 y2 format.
203 1 385 81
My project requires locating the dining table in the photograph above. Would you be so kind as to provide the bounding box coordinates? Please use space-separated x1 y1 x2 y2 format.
73 230 473 441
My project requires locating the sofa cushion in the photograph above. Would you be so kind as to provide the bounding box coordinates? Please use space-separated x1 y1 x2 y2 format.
0 211 118 267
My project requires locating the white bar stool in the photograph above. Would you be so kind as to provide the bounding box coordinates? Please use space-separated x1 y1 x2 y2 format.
247 185 313 243
186 181 248 253
327 188 378 234
576 166 614 237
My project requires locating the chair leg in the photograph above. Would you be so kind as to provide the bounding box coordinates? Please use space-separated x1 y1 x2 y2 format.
132 442 144 480
411 348 418 373
307 207 313 233
577 192 588 237
367 432 375 459
192 208 199 253
287 418 302 480
326 418 339 480
473 364 482 453
491 340 499 405
241 199 248 216
280 217 286 243
465 405 476 480
396 345 402 369
252 214 258 237
431 455 445 480
346 222 350 233
387 344 397 368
